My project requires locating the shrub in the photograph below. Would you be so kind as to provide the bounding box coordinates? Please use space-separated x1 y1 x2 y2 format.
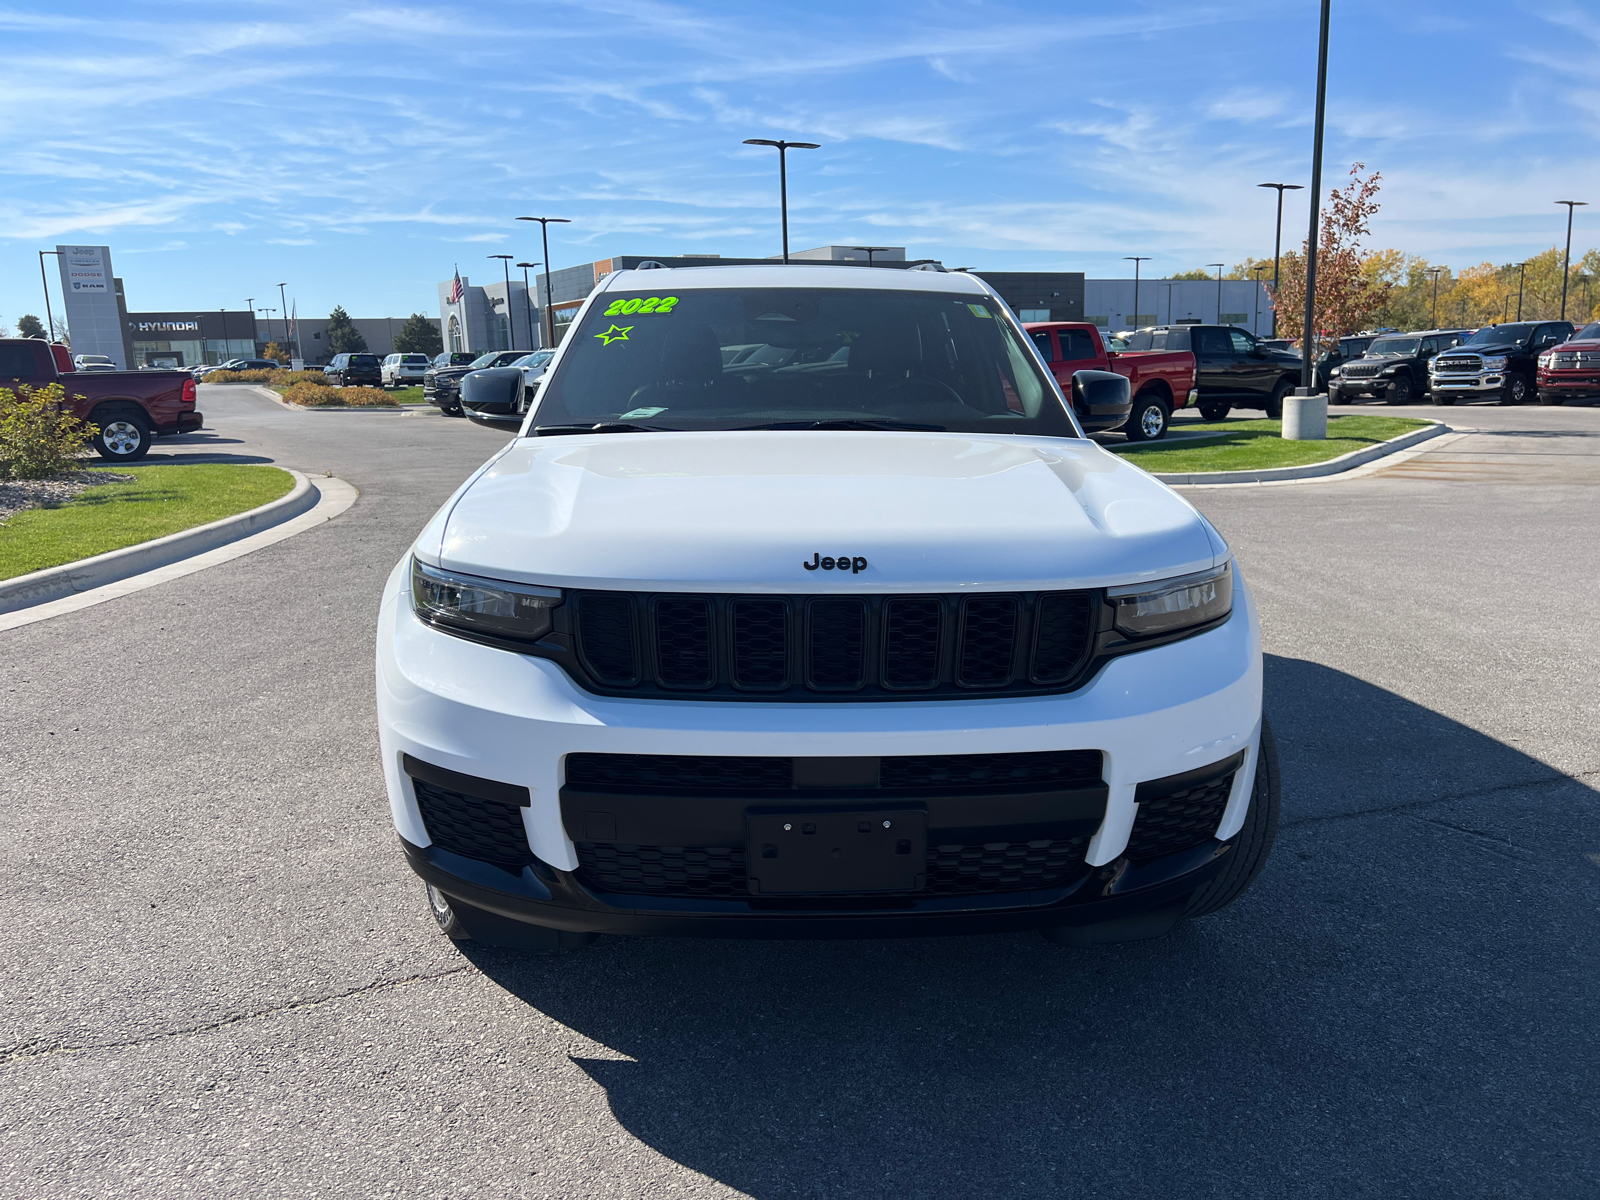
269 369 330 387
0 383 96 479
280 383 396 408
205 369 278 384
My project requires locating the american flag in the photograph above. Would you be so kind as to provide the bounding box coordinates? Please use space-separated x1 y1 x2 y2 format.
448 268 464 304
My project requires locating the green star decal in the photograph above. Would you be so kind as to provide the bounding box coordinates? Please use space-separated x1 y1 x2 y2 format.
594 324 633 345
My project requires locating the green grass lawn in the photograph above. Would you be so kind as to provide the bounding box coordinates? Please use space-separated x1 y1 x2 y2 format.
1114 415 1431 474
0 464 295 581
390 385 426 404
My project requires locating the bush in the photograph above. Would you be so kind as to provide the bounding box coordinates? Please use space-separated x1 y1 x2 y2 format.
269 369 330 387
280 383 396 408
205 369 278 384
0 383 96 479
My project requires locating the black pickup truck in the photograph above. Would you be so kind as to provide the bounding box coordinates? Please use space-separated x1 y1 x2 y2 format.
1125 324 1304 420
1428 321 1573 405
1329 329 1467 405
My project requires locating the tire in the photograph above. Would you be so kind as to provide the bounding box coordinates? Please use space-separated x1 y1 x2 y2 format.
426 885 598 950
91 407 153 462
1184 718 1282 919
1197 400 1230 423
1432 392 1456 406
1329 386 1349 406
1384 374 1414 405
1500 373 1530 406
443 403 465 418
1263 380 1292 421
1538 392 1563 406
1122 394 1170 442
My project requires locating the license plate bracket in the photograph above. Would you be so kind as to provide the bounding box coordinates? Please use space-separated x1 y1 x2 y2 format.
745 806 926 896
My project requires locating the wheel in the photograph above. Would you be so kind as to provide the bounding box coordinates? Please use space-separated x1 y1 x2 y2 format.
1184 718 1282 918
1329 386 1349 406
1500 373 1530 406
1122 394 1170 442
1384 375 1414 405
1538 392 1563 406
1263 380 1292 421
443 403 465 418
426 885 598 950
1197 400 1230 423
91 408 153 462
1432 392 1456 406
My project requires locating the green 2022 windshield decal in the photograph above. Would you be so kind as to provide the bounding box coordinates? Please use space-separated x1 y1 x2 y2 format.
602 295 680 317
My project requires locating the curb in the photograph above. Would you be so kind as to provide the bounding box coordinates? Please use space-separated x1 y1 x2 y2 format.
1151 421 1448 485
0 468 316 615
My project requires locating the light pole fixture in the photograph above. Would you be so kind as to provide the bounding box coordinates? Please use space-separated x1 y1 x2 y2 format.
851 246 892 266
1503 295 1512 323
1299 0 1332 392
516 217 571 348
743 138 821 263
1210 264 1226 323
1556 200 1588 320
1257 182 1304 337
1515 262 1528 321
245 298 255 351
1124 257 1150 329
37 249 60 343
276 282 291 352
1253 265 1266 334
516 262 541 353
488 254 516 351
1427 267 1444 327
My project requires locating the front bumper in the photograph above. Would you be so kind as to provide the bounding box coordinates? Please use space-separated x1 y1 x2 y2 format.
1431 372 1504 394
1537 374 1600 400
376 558 1263 937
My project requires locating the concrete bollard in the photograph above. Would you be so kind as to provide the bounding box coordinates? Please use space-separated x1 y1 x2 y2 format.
1283 390 1328 440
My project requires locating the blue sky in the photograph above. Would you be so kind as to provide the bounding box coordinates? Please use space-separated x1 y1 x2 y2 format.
4 0 1600 326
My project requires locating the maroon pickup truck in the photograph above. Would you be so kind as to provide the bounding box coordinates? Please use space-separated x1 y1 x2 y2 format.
1024 321 1197 440
0 340 201 462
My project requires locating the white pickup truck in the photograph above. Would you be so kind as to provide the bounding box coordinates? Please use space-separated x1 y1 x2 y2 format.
376 263 1275 949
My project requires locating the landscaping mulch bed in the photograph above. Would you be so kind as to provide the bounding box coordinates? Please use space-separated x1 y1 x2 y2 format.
0 470 133 525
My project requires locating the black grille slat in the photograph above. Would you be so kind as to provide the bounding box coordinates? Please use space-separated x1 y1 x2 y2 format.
566 753 794 790
412 778 533 869
654 596 714 689
958 597 1019 688
927 838 1090 892
576 593 638 685
880 750 1102 790
1031 592 1095 685
730 599 789 690
882 598 942 689
807 599 867 690
1126 772 1236 860
567 751 1100 793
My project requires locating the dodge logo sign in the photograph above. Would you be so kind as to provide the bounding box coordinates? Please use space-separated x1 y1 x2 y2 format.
803 552 868 574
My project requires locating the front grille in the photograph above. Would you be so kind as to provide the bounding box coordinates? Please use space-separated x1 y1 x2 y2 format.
575 837 1089 898
412 777 533 869
1125 770 1237 861
1434 355 1481 373
565 750 1103 793
1341 362 1383 378
1551 351 1600 369
567 589 1099 700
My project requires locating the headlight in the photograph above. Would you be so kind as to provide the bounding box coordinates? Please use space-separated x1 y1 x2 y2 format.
410 557 561 643
1107 561 1232 638
1481 355 1508 369
1329 367 1342 379
1539 353 1555 368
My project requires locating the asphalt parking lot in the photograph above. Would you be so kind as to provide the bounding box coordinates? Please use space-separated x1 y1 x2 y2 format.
3 386 1597 1197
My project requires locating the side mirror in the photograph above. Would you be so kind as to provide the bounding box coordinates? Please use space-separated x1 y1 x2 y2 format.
1071 369 1132 415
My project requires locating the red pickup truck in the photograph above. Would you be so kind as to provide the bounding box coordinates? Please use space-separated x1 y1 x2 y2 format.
0 340 201 462
1024 321 1197 440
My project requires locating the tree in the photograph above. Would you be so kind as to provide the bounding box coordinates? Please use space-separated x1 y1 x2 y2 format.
1267 163 1390 347
1165 269 1214 281
262 341 289 363
17 314 46 340
51 316 69 346
326 306 367 354
393 313 443 356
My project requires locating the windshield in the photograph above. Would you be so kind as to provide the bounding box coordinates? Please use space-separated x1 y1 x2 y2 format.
1575 322 1600 341
530 286 1076 437
1463 323 1536 346
512 350 554 369
1367 338 1419 356
401 354 429 363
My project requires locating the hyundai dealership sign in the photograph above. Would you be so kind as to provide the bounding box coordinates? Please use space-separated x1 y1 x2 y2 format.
56 244 126 368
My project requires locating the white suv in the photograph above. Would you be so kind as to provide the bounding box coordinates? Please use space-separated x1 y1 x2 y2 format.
382 353 431 388
376 264 1275 950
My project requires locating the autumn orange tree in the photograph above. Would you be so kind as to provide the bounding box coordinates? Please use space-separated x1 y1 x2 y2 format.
1267 164 1391 349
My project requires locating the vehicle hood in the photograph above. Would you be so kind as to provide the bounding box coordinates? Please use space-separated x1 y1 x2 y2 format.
430 366 478 380
1550 339 1600 352
1450 341 1525 355
420 431 1224 592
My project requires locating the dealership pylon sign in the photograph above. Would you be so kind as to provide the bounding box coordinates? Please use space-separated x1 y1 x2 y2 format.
56 244 127 368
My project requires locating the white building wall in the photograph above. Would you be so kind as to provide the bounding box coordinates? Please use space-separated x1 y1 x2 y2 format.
1084 279 1275 335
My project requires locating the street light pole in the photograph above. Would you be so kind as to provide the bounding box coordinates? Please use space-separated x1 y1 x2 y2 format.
743 138 821 263
1556 200 1588 321
1122 257 1150 329
516 262 541 352
517 217 572 348
1210 263 1226 323
1427 267 1444 327
1515 262 1527 321
276 282 291 351
1257 182 1304 337
37 249 60 343
1253 265 1266 334
1299 0 1332 392
851 246 892 266
488 254 516 351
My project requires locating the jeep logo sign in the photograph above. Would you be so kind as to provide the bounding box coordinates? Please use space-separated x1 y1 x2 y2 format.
803 552 868 574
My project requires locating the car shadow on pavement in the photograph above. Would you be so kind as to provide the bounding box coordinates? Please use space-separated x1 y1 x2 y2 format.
461 655 1600 1198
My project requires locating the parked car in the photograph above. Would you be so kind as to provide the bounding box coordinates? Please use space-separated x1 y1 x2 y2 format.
1025 321 1195 440
1313 336 1375 391
382 353 432 388
379 263 1274 949
1125 325 1303 420
1329 330 1466 405
1536 321 1600 406
74 353 117 372
325 352 383 387
0 338 201 461
1429 321 1573 405
423 349 526 416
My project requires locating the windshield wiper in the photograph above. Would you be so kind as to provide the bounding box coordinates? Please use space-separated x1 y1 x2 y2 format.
531 422 661 436
736 418 947 432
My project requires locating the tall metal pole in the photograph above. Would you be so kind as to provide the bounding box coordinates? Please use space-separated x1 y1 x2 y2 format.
1556 200 1588 321
1427 267 1443 327
743 139 820 264
517 217 572 348
1253 265 1266 334
37 250 58 342
1210 263 1226 323
276 282 290 351
1515 263 1527 320
488 255 515 350
1300 0 1332 392
245 299 255 353
1258 183 1303 337
517 262 540 351
1123 256 1149 329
